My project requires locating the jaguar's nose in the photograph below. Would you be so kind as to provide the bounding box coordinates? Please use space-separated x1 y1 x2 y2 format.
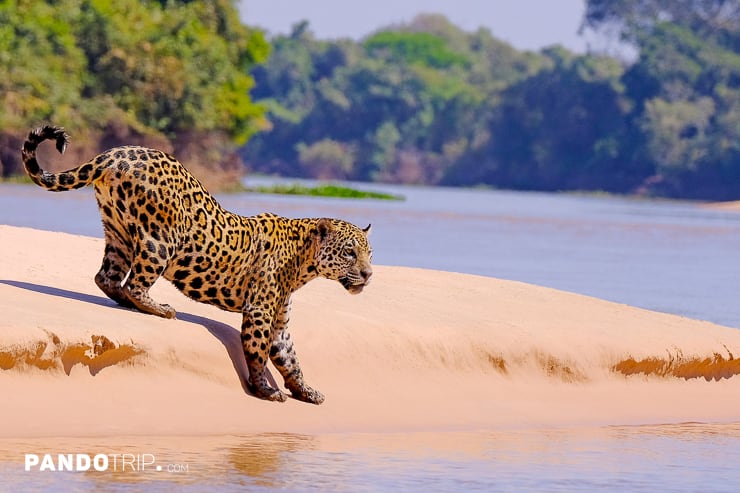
361 268 373 282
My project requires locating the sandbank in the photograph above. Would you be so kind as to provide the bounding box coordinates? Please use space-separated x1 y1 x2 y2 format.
1 225 739 438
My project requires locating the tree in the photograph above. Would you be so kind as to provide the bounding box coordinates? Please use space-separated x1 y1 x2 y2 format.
447 49 642 192
0 0 269 188
296 139 355 179
364 31 470 69
243 16 510 184
0 0 88 130
582 0 740 44
245 11 740 199
79 0 268 143
623 22 740 197
584 0 740 198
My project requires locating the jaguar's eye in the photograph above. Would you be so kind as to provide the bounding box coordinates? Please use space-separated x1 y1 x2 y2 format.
345 247 356 258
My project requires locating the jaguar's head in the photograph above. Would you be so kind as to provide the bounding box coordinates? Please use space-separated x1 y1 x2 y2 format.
313 218 373 294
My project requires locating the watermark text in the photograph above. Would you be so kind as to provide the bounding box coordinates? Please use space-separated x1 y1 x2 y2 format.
24 453 188 473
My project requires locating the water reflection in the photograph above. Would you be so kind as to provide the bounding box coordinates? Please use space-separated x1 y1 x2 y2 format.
1 424 739 491
226 433 315 487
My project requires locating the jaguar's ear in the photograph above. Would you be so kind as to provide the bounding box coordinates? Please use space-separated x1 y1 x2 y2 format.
362 223 372 236
316 218 333 240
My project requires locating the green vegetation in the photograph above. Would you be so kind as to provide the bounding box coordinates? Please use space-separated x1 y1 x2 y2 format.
0 175 32 184
1 1 738 200
365 31 470 68
0 0 268 190
245 3 740 200
248 183 403 201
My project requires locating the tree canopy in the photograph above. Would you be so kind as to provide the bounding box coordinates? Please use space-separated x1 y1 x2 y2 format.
584 0 740 197
244 8 740 199
1 2 738 199
0 0 268 187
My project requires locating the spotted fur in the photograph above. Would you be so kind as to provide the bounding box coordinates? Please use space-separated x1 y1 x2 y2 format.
22 125 373 404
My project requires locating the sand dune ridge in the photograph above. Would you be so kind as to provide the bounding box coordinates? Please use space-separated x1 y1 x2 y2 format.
2 224 740 436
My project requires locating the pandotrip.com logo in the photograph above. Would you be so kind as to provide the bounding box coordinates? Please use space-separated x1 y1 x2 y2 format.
24 453 189 473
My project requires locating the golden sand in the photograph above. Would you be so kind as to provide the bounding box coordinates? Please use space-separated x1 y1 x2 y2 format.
1 225 739 437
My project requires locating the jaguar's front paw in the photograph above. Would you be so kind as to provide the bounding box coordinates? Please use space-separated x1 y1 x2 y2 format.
290 385 325 405
251 384 288 402
158 303 176 319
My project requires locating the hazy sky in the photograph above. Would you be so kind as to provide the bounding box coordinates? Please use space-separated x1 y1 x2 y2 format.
238 0 593 53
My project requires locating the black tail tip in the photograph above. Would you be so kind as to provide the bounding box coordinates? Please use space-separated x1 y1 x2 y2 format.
33 125 69 154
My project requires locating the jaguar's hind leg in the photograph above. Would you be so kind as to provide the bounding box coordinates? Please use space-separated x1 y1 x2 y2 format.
95 241 134 309
121 238 176 319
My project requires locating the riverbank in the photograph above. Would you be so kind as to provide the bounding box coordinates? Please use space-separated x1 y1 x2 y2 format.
1 225 739 438
703 200 740 212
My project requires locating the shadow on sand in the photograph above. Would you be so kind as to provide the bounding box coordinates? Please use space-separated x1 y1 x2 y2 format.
0 279 281 395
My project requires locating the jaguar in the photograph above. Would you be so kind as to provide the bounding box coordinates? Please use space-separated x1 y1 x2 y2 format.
22 125 373 404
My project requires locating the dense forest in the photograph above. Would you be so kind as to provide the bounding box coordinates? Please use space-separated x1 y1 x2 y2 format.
0 0 268 190
0 0 738 199
244 1 740 199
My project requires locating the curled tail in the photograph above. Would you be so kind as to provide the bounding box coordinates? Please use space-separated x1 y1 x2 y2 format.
22 125 98 191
